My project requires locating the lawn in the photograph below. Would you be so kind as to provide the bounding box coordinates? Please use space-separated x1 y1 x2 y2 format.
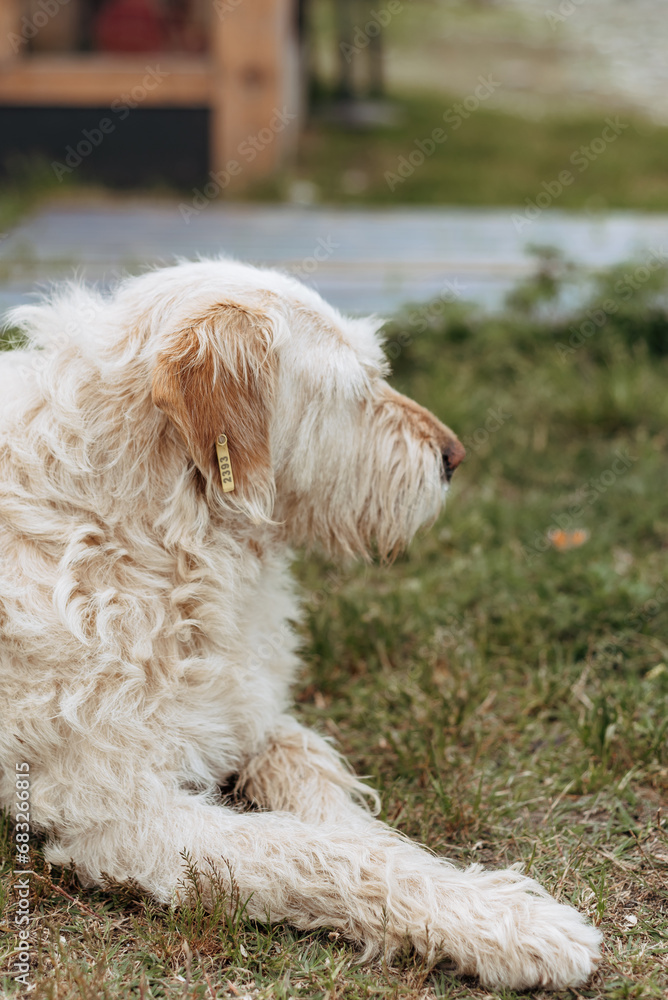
1 259 667 998
249 93 668 211
6 92 668 212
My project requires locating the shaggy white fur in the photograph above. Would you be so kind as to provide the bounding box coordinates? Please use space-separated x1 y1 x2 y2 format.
0 259 601 989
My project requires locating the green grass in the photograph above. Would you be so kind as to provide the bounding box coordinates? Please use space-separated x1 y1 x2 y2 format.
0 158 68 238
1 259 667 998
5 92 668 212
250 93 668 210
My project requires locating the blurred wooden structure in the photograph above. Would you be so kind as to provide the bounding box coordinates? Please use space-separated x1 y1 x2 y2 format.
0 0 301 180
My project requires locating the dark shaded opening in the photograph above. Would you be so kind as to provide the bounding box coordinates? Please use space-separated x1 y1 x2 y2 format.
0 105 210 188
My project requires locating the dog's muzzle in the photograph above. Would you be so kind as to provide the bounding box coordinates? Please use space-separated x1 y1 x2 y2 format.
441 439 466 482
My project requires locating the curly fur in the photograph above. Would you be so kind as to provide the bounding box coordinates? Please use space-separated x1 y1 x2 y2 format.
0 259 601 989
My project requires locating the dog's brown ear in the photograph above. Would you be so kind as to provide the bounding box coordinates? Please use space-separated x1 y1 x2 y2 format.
152 304 276 519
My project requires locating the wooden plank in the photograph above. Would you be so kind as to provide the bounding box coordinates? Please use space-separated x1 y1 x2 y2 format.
0 55 211 106
0 0 21 61
210 0 300 182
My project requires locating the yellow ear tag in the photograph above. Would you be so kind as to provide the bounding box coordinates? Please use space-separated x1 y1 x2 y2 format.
215 434 235 492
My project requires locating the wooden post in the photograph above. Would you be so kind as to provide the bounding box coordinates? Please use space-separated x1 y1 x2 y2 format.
209 0 301 184
0 0 22 61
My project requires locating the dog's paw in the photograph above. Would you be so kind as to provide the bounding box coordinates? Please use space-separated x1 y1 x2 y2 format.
466 870 602 990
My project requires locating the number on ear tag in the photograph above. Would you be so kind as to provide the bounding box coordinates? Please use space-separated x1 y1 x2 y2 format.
215 434 235 492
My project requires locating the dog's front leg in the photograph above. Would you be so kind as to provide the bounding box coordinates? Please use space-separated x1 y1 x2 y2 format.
47 795 600 990
236 715 380 825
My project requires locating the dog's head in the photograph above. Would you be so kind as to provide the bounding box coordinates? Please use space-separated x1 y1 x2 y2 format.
147 261 464 556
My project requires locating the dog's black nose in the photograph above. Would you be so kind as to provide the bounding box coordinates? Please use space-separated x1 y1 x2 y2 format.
442 439 466 481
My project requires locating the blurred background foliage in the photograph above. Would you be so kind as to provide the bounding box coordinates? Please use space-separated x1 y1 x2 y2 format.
6 0 668 210
263 0 668 207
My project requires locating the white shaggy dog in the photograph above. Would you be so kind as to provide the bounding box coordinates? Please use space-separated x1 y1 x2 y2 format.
0 260 601 989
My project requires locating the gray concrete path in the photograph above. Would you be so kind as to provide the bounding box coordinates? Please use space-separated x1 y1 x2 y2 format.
1 201 668 316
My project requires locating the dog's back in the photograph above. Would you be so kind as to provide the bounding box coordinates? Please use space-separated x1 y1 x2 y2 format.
0 349 36 409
